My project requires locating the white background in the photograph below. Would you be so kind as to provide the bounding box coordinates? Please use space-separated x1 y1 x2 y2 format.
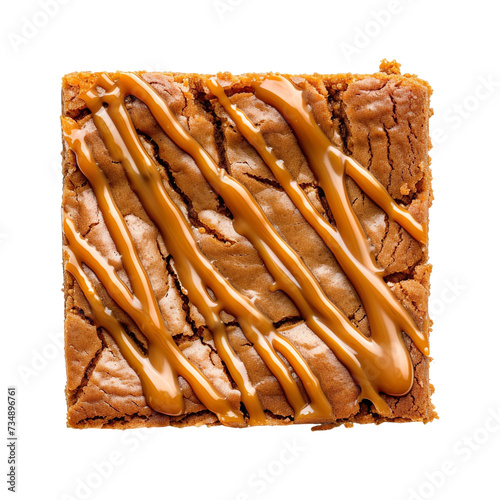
1 0 499 499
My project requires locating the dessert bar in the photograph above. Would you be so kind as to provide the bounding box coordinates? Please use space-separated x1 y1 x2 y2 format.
61 60 434 429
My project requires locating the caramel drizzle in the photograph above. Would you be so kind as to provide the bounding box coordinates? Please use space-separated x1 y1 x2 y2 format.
62 71 429 424
65 75 334 425
110 72 427 413
65 245 181 414
251 76 426 245
64 217 245 425
63 120 245 425
208 77 429 407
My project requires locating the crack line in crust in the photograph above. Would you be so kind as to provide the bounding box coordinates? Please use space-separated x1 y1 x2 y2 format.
137 131 236 245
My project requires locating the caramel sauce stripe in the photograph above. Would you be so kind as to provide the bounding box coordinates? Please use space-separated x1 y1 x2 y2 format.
208 77 425 351
78 74 334 423
62 119 183 415
208 77 429 407
63 120 245 426
65 246 182 414
253 77 427 246
64 212 244 425
106 72 427 415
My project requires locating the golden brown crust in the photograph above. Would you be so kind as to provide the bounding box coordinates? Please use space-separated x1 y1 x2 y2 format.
62 61 435 429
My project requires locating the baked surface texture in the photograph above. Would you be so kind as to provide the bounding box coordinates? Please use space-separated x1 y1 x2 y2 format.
61 60 434 429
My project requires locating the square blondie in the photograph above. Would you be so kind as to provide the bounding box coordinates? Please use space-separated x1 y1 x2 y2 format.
61 60 434 429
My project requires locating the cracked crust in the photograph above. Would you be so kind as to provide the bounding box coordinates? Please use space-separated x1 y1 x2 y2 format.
62 61 435 429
